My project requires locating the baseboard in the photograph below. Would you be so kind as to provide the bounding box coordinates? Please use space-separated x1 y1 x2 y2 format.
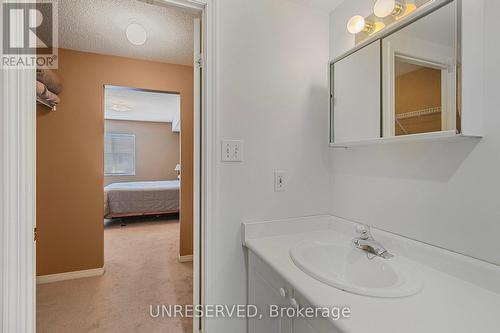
37 266 105 284
178 254 193 263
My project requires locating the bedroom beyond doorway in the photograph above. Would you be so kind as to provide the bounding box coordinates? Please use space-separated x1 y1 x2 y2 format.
103 85 182 221
35 1 198 332
37 216 192 332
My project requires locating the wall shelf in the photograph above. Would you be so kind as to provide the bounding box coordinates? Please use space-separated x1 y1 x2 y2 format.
329 130 482 148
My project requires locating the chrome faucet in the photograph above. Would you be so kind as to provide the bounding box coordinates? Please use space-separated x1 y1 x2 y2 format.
352 225 393 259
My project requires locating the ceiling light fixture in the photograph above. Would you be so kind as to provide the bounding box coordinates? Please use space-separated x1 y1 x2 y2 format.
110 103 132 112
126 23 147 46
374 0 406 18
347 15 375 34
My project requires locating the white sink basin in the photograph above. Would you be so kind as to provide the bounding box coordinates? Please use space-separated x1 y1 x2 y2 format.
290 240 422 298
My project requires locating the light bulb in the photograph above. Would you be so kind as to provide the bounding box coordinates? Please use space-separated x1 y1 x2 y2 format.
347 15 367 34
347 15 376 35
374 0 405 18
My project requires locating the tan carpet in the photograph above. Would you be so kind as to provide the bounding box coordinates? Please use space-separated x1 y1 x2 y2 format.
37 217 193 333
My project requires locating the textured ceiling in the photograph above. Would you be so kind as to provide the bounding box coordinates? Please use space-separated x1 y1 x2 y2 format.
57 0 196 66
105 86 180 122
287 0 345 11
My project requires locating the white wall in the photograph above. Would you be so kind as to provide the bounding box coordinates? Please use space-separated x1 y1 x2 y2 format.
329 0 500 266
212 0 330 331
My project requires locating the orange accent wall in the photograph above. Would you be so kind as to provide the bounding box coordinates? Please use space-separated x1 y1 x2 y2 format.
104 120 180 186
36 48 193 275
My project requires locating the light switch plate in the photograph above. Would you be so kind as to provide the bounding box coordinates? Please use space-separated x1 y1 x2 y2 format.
274 170 287 192
221 140 243 162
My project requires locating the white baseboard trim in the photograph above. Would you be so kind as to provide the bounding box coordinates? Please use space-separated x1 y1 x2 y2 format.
178 254 193 263
37 266 105 284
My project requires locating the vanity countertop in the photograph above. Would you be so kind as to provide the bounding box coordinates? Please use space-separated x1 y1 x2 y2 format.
242 215 500 333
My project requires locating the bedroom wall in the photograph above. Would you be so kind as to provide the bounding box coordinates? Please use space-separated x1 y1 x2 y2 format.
104 120 179 186
328 0 500 265
36 48 193 275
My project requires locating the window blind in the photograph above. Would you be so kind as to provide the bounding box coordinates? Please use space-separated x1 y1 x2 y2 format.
104 133 136 176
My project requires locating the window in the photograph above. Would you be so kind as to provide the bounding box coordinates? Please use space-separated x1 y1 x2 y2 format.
104 133 136 176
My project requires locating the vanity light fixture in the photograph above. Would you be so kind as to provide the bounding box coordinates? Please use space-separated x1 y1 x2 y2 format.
347 0 421 41
374 0 406 18
400 1 417 18
347 15 375 34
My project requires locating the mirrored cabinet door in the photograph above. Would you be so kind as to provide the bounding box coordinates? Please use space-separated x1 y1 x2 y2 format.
381 1 458 137
331 40 381 143
329 0 470 146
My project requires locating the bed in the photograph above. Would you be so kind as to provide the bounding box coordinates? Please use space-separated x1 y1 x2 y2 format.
104 180 180 218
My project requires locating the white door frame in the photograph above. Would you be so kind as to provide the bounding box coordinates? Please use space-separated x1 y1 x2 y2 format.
0 1 216 332
0 0 37 330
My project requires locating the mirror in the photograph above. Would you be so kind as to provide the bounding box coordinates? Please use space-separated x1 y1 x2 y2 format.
329 0 459 144
331 41 381 143
394 57 443 136
382 1 458 137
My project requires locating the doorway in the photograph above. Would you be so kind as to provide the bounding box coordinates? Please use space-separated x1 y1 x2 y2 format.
34 1 204 332
1 0 210 331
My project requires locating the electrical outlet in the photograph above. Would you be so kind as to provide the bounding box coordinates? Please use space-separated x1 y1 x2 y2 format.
274 170 287 192
221 140 243 162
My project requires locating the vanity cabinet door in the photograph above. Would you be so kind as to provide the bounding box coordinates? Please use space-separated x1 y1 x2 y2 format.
292 291 342 333
248 251 292 333
293 317 321 333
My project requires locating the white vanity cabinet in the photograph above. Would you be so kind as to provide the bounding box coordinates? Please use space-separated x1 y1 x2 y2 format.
248 251 293 333
292 290 341 333
248 251 340 333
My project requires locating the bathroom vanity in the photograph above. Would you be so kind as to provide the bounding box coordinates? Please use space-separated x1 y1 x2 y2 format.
248 248 336 333
243 1 497 332
243 216 500 333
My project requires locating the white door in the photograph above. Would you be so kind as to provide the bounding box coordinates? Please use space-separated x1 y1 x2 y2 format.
293 318 321 333
248 270 293 333
292 291 342 333
248 253 292 333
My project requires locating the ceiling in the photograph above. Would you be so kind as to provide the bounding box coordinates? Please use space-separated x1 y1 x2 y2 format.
104 86 180 123
287 0 345 11
57 0 197 65
396 60 426 77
